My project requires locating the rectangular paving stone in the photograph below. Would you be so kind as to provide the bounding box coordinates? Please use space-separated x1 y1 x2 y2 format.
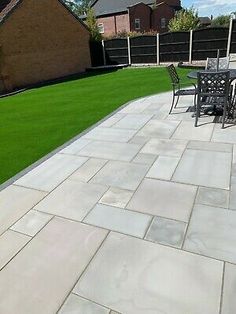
172 121 214 141
83 127 137 143
99 187 133 208
0 217 108 314
137 120 179 139
187 140 232 153
0 185 47 235
84 204 151 238
196 187 229 208
221 263 236 314
78 141 142 162
127 178 197 222
91 161 149 190
212 123 236 144
75 232 223 314
119 99 150 114
229 176 236 210
60 139 91 155
59 294 109 314
34 180 108 221
10 210 52 237
112 114 152 130
132 153 157 166
141 138 187 157
0 230 30 270
146 156 180 180
184 204 236 263
69 158 107 182
145 217 187 248
173 149 231 190
99 113 125 128
15 154 88 192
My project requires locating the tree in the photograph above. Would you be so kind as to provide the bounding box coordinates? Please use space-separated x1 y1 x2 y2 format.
86 8 102 41
168 7 199 32
211 15 231 28
63 0 91 15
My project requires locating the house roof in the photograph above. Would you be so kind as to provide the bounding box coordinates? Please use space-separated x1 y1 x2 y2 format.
91 0 154 17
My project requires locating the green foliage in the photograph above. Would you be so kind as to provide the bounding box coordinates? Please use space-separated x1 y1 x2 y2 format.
85 8 102 41
168 7 199 31
211 15 231 27
63 0 90 15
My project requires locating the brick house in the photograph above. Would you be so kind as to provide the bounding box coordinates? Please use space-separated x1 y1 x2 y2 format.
90 0 182 36
0 0 91 92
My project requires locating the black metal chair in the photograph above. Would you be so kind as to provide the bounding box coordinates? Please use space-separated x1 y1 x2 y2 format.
205 57 230 71
167 64 197 114
195 71 230 128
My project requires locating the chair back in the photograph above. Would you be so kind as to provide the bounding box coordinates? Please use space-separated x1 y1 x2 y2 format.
205 57 230 71
197 71 230 98
166 64 179 85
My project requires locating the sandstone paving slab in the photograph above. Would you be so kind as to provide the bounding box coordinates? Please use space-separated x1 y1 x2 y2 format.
69 158 107 183
221 263 236 314
75 232 223 314
212 123 236 144
58 294 109 314
128 136 150 145
173 149 231 190
229 176 236 210
84 204 151 238
91 161 149 191
119 99 150 114
141 138 187 157
83 127 137 143
196 187 229 208
0 185 47 236
184 204 236 263
0 230 30 270
145 217 187 248
172 121 214 141
131 153 157 165
15 154 88 192
0 217 108 314
146 155 180 180
187 140 232 152
60 139 91 155
10 210 52 237
99 187 133 208
127 178 197 222
34 180 108 221
98 113 125 128
137 120 179 139
78 141 142 162
112 114 152 130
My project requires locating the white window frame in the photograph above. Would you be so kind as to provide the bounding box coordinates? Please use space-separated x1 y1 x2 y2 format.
135 18 141 30
98 23 104 34
161 18 166 29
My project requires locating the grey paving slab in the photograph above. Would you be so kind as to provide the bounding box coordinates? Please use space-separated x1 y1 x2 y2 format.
221 263 236 314
83 127 137 143
69 158 107 182
229 176 236 210
132 153 157 165
99 113 125 128
172 121 214 141
187 140 232 152
141 138 187 157
0 185 47 235
146 156 180 180
0 230 30 270
34 180 108 221
127 178 197 222
112 114 153 130
173 149 231 189
75 232 223 314
99 187 133 208
84 204 152 238
59 294 109 314
184 204 236 263
78 141 142 162
145 217 186 248
137 119 179 139
196 187 229 208
0 217 107 314
212 124 236 144
91 161 149 190
128 136 150 145
10 210 52 237
119 99 150 113
60 139 91 155
15 154 88 192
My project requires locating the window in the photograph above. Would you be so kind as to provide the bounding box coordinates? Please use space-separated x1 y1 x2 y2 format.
161 18 166 29
98 23 104 34
135 18 140 30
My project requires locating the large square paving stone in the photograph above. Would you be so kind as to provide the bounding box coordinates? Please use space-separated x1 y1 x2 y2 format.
136 120 179 139
141 138 187 157
127 178 197 222
172 121 214 141
75 232 223 314
184 204 236 263
173 149 231 189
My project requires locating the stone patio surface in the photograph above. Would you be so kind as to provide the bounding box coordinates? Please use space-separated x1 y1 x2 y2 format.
1 91 236 314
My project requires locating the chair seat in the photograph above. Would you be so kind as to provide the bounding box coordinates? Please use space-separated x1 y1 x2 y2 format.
175 88 197 96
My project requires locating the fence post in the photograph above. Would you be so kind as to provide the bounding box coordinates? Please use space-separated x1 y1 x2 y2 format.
156 33 160 65
127 37 131 65
189 30 193 64
102 40 106 66
227 18 233 57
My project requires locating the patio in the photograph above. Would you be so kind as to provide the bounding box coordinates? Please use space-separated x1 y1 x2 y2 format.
0 90 236 314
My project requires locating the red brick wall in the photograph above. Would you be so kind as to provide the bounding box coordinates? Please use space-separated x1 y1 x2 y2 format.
115 13 130 33
152 4 175 33
97 13 130 36
129 3 151 33
96 16 116 35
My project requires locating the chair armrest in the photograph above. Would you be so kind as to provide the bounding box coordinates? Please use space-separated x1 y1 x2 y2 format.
179 82 197 89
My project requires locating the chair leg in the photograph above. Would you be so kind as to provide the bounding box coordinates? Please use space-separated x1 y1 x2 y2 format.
169 94 175 114
222 101 227 129
174 95 180 108
195 103 200 127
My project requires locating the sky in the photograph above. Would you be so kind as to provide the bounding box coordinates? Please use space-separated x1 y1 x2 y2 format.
182 0 236 17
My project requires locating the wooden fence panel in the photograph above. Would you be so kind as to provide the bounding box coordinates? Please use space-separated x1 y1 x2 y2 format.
130 35 157 63
231 20 236 53
160 31 189 62
104 39 128 65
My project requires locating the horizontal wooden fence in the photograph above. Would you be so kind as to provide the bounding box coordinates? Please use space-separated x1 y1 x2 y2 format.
90 19 236 66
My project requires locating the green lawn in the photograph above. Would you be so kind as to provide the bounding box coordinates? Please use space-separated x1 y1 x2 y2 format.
0 67 192 185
